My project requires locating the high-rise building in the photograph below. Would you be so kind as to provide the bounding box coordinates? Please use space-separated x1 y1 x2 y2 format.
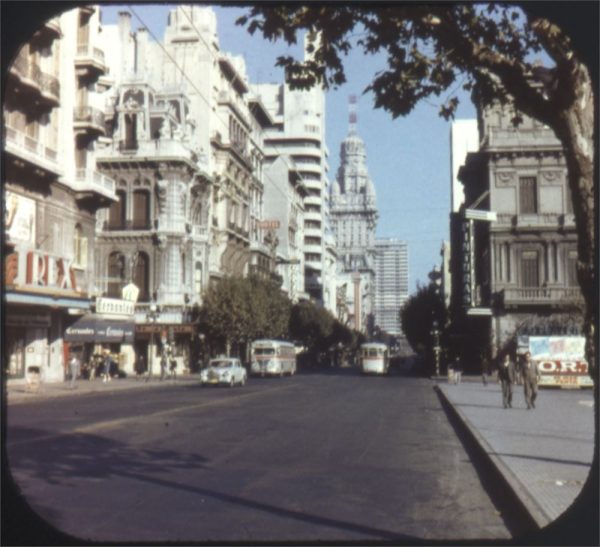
374 239 409 337
330 98 378 332
254 36 330 306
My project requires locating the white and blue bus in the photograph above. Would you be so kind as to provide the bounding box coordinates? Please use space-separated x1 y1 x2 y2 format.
360 343 390 375
250 339 297 377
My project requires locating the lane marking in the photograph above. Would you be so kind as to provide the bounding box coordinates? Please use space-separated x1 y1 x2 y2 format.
7 384 296 446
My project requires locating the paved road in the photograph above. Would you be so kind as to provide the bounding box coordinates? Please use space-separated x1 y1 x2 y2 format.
6 369 514 544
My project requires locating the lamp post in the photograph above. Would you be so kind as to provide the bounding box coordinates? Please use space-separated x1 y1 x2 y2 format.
146 302 160 382
428 265 443 378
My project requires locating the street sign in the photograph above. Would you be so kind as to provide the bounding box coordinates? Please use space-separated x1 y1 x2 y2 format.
465 208 497 222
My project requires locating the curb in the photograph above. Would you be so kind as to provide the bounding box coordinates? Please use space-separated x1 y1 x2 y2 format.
434 384 550 533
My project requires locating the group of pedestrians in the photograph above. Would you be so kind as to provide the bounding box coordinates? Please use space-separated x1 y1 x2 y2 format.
497 351 541 409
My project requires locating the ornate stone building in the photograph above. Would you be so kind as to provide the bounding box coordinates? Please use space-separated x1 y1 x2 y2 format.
330 101 378 332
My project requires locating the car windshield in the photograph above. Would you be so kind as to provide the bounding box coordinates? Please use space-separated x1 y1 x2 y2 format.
210 361 232 368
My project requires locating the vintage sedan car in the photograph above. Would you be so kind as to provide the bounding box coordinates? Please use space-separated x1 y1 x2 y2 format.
200 357 247 387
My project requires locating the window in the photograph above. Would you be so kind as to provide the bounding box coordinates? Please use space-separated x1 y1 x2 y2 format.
566 250 578 286
132 190 150 229
521 251 539 287
73 224 87 268
133 252 150 302
519 177 538 214
107 190 126 229
107 252 125 298
194 262 203 295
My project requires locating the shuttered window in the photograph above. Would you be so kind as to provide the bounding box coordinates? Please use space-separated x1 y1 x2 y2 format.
519 177 538 214
132 190 150 229
108 190 126 229
567 251 578 286
521 251 539 287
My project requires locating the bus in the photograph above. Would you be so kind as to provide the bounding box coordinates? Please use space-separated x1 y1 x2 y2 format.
250 339 297 377
360 343 390 375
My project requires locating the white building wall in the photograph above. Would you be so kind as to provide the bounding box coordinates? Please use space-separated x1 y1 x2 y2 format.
450 119 479 212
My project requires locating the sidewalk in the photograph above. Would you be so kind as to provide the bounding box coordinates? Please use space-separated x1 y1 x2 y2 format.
436 377 595 529
5 373 202 405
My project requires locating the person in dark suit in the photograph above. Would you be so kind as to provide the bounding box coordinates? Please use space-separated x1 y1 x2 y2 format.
522 351 541 409
497 353 516 408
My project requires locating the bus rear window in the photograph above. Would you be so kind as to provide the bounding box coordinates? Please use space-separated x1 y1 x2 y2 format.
254 348 275 356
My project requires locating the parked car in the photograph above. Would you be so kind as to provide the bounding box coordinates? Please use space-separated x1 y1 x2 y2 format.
200 357 247 387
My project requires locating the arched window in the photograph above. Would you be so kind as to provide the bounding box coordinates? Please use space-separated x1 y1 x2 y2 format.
132 190 150 229
108 190 126 230
73 224 87 268
107 252 125 298
133 252 150 302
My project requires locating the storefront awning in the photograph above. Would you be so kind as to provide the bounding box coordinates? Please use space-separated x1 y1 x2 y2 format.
64 314 135 343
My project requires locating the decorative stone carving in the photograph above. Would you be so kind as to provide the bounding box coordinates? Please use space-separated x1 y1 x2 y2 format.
540 170 563 185
495 171 515 186
155 179 168 215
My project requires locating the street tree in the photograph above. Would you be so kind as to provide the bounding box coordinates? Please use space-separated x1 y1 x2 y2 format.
237 2 596 384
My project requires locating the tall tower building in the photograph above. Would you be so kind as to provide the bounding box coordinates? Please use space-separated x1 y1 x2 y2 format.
330 97 378 332
374 238 409 337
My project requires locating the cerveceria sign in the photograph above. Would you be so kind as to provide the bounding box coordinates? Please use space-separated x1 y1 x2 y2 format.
65 315 135 343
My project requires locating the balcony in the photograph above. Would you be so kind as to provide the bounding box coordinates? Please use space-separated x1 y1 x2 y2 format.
8 53 60 108
502 287 584 307
494 213 576 231
73 168 117 202
31 17 62 47
96 139 199 165
4 125 61 176
75 43 107 79
73 106 105 136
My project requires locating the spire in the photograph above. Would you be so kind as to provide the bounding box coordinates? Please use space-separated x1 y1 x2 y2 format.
349 94 357 135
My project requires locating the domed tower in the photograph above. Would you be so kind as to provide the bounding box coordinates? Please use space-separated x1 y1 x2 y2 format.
330 96 378 332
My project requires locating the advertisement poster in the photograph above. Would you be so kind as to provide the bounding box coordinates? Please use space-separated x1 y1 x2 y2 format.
5 191 36 245
529 336 592 388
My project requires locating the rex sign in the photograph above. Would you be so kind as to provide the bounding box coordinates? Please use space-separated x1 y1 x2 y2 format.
528 336 592 388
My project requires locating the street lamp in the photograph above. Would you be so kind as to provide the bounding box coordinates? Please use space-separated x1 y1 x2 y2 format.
146 302 160 382
430 319 441 378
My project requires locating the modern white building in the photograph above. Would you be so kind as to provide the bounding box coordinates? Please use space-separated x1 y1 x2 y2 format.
450 119 479 212
254 39 330 306
374 238 409 337
330 103 378 332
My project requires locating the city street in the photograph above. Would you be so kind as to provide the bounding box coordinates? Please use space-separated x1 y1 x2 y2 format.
6 369 514 543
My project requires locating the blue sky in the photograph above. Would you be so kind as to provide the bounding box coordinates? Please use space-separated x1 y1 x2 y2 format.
100 4 477 293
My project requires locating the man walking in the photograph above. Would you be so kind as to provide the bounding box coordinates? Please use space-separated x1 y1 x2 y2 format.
522 351 541 409
497 353 515 408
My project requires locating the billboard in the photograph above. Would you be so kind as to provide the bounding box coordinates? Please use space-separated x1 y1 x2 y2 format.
528 336 592 388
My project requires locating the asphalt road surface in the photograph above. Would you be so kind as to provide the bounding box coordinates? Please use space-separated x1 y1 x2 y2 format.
6 368 514 543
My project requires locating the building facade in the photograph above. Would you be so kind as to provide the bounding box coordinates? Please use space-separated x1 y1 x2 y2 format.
451 99 583 367
374 238 408 337
330 105 378 332
3 6 118 384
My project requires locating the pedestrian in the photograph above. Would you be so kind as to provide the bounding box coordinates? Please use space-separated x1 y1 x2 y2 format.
160 353 167 381
453 357 462 384
169 358 177 380
522 351 541 409
497 354 515 408
69 353 81 389
102 350 112 383
481 353 490 386
135 355 145 380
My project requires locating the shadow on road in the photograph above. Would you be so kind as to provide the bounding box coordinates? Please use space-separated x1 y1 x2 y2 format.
5 425 417 544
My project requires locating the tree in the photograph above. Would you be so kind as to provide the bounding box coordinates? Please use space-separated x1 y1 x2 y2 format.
400 283 446 361
198 275 291 355
237 3 596 383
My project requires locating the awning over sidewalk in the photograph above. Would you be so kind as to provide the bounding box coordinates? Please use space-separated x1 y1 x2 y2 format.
64 314 135 343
